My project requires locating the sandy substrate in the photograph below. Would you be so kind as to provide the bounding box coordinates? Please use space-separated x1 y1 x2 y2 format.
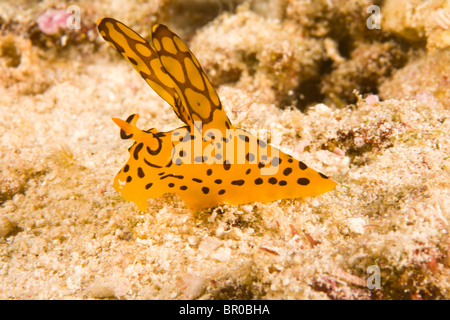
0 0 449 299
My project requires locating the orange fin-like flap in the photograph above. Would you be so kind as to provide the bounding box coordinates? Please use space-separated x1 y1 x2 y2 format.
112 114 141 140
112 118 133 134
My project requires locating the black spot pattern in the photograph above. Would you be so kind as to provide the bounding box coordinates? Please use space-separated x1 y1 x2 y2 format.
238 134 250 142
254 178 263 185
146 134 162 155
160 174 184 180
194 156 203 163
299 162 307 170
297 178 310 185
137 167 145 178
144 158 163 168
246 153 255 162
144 158 162 168
133 142 144 160
283 168 292 176
128 56 138 65
202 187 209 194
165 160 173 168
120 114 135 140
319 173 329 179
231 180 245 186
271 157 281 167
268 177 277 184
257 139 266 148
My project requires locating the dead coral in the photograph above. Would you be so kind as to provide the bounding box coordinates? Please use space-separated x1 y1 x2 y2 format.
0 35 21 68
249 0 288 20
190 10 325 107
327 97 449 298
425 6 450 51
286 0 384 44
379 49 450 109
28 9 98 51
382 0 429 43
163 0 245 38
209 278 264 300
320 41 408 106
324 118 402 166
382 0 450 50
311 274 375 300
0 34 51 95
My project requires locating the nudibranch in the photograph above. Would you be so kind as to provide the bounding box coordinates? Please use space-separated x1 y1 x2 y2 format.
97 18 337 211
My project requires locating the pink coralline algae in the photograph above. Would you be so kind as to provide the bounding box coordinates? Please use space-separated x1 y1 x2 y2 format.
37 9 71 35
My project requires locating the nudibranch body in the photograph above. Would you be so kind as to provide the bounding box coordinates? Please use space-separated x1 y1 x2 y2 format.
97 18 337 211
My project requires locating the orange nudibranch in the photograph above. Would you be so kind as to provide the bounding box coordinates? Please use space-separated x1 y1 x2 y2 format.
97 18 337 211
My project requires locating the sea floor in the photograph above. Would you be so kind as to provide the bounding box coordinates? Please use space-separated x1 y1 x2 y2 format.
0 0 449 299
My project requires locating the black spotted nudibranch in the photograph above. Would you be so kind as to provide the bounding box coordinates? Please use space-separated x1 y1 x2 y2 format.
97 18 337 211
